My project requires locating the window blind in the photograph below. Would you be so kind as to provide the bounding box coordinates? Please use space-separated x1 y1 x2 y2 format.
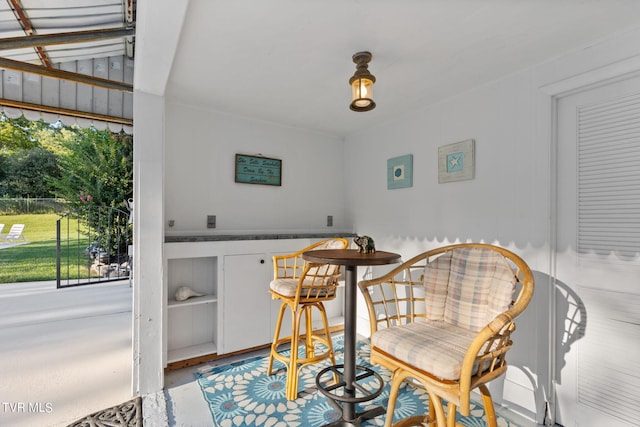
577 92 640 258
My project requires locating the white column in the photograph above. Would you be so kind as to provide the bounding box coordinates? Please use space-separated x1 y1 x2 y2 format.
132 91 165 395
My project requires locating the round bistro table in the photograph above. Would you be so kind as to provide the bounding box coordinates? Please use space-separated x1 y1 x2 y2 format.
302 249 401 426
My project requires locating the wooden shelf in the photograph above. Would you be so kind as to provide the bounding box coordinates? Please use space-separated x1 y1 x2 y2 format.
168 294 217 309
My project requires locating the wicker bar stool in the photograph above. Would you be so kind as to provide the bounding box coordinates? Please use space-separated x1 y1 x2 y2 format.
267 238 349 400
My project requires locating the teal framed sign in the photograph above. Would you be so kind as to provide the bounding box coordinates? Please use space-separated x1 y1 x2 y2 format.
235 154 282 186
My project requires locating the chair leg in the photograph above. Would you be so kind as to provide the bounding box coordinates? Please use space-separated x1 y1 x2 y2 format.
304 305 314 358
427 392 447 427
286 307 302 400
387 369 434 427
385 370 405 427
268 300 302 400
316 303 337 384
318 303 336 366
267 301 287 375
446 403 457 427
428 402 436 427
478 384 497 427
270 300 339 401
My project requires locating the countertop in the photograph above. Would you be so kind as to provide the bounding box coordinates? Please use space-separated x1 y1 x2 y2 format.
165 232 357 243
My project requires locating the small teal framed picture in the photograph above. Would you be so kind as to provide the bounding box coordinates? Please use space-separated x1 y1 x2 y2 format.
438 139 475 183
387 154 413 189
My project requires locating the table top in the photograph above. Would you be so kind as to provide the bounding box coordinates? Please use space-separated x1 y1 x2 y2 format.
302 249 401 266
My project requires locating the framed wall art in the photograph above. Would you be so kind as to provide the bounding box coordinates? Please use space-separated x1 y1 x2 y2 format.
438 139 475 183
235 154 282 186
387 154 413 189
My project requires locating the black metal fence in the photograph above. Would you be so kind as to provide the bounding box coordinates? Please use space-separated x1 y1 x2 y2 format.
56 206 132 288
0 197 67 215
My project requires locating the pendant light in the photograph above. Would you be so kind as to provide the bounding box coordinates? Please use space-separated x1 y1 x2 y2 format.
349 51 376 112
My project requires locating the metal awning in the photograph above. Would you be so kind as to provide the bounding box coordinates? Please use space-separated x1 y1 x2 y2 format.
0 0 134 133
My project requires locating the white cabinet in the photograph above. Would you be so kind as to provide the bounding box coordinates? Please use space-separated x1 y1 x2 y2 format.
166 256 217 364
163 236 349 365
222 253 271 353
220 240 311 354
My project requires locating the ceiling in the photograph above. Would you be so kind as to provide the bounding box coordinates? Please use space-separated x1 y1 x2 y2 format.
159 0 640 138
0 1 134 130
0 0 133 65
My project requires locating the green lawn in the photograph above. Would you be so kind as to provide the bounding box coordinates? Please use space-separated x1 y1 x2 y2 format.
0 213 91 283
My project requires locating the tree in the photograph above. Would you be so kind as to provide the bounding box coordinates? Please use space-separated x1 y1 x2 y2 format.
4 147 61 197
54 127 133 209
0 113 133 218
54 127 133 257
0 113 50 153
0 153 8 195
0 113 68 197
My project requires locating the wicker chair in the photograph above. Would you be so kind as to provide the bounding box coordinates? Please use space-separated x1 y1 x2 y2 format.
358 243 534 427
267 238 349 400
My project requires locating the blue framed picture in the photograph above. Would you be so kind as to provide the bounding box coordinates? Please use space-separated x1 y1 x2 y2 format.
438 139 475 183
387 154 413 189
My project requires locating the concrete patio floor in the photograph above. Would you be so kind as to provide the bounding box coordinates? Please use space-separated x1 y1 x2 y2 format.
0 279 133 427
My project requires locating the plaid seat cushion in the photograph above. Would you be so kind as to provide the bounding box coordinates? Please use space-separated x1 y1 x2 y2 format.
270 278 299 297
423 247 516 332
315 239 347 250
372 321 477 380
270 278 334 298
306 239 345 276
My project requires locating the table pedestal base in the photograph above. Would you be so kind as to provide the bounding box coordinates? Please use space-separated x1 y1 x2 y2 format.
316 364 385 427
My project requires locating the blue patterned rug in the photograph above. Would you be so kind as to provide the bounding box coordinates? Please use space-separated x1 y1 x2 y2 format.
195 335 520 427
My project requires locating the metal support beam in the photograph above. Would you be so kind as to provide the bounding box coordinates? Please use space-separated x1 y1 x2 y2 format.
0 27 136 51
7 0 52 67
0 57 133 92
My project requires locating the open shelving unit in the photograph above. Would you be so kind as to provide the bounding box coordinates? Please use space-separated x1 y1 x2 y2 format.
166 256 218 364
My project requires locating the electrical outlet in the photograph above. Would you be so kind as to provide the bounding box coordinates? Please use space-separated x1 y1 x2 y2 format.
327 215 333 227
207 215 216 228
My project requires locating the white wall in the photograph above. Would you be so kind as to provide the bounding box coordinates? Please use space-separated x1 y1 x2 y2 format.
163 102 349 234
344 71 546 253
342 26 640 423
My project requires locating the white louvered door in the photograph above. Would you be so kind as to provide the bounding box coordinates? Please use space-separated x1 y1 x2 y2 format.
555 75 640 427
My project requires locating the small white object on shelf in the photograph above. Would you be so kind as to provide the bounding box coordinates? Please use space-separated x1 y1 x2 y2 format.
174 285 204 301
